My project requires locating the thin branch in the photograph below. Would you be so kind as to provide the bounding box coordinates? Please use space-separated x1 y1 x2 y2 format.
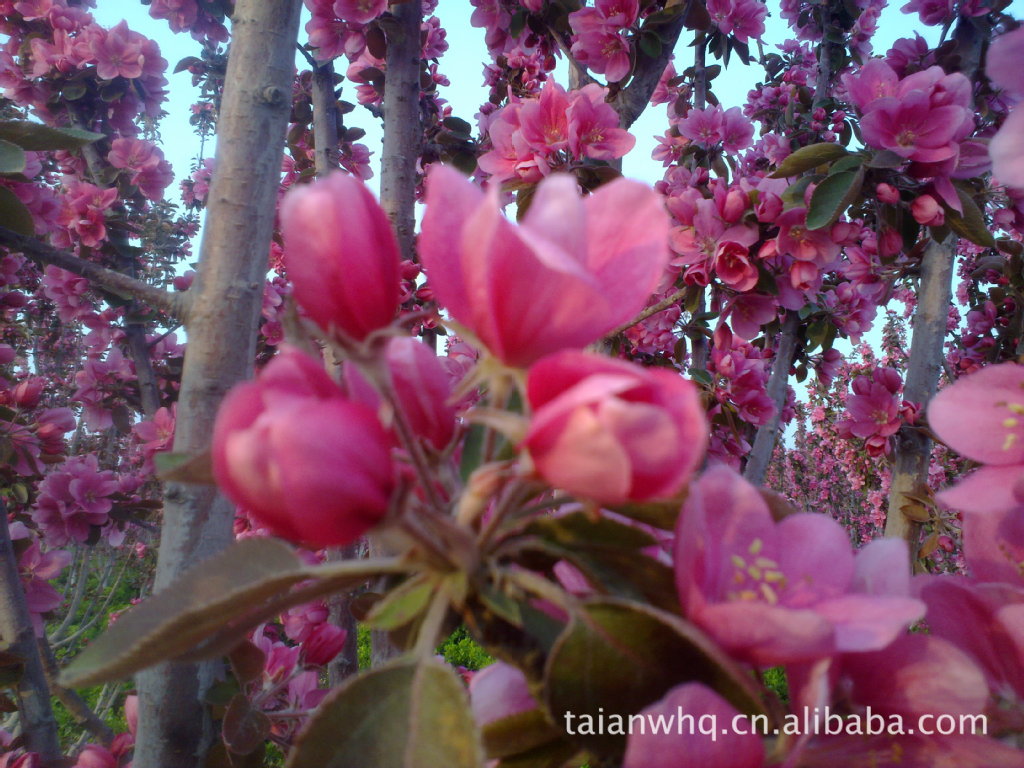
0 226 189 321
549 27 598 89
39 636 116 745
603 284 690 340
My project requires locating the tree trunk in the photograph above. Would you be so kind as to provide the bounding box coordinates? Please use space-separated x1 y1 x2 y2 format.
885 17 982 551
884 236 955 545
311 62 340 177
0 505 61 763
743 313 800 486
371 0 423 667
132 1 302 766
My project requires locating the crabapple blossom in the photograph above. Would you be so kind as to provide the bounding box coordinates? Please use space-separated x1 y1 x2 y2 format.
212 347 395 547
280 173 401 342
420 165 669 367
928 362 1024 513
675 466 925 666
523 350 707 503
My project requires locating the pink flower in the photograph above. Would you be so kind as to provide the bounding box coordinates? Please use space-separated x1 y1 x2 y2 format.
859 90 970 164
343 336 457 451
713 241 759 291
280 173 400 342
675 465 925 665
469 662 540 728
89 21 146 80
333 0 387 23
928 362 1024 513
624 683 764 768
302 623 348 667
212 347 395 548
419 166 670 367
987 27 1024 102
991 108 1024 190
523 351 707 504
836 366 903 443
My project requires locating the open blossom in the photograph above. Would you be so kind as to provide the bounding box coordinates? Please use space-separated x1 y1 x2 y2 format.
988 27 1024 189
835 367 903 457
928 362 1024 513
419 166 669 367
523 351 707 504
477 81 634 186
212 347 395 548
706 0 768 43
675 465 925 666
846 59 974 171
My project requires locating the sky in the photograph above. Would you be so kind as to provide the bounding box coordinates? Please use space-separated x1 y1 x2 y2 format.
91 0 1022 208
88 0 1023 392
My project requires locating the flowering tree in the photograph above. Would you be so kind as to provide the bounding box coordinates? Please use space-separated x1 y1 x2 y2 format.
1 0 1024 766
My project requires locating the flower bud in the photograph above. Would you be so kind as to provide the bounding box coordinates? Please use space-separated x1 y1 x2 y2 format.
280 174 400 342
213 347 395 547
302 623 348 667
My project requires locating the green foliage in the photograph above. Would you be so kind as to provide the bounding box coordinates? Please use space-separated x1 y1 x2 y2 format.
763 666 789 703
438 626 494 671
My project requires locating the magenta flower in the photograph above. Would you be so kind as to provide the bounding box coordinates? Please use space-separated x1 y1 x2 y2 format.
860 90 969 163
342 336 457 451
987 29 1024 190
675 465 925 666
419 166 670 367
280 173 401 342
523 351 707 504
928 363 1024 513
212 346 395 548
624 683 764 768
333 0 388 23
836 367 903 441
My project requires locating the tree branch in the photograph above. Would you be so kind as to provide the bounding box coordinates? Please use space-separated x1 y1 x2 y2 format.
0 226 189 322
613 11 687 128
0 504 61 761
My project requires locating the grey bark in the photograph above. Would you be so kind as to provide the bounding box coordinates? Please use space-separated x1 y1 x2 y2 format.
0 504 61 762
371 0 423 667
132 1 303 766
312 62 341 177
884 17 982 549
884 236 955 544
380 0 423 263
743 313 800 486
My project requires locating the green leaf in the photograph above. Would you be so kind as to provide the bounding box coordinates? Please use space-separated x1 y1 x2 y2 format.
828 154 865 175
781 175 817 209
805 166 864 230
638 32 662 59
364 575 436 631
0 186 34 236
944 187 995 248
60 539 405 687
0 120 104 150
543 600 765 758
60 538 311 687
0 140 26 175
287 658 484 768
222 694 271 755
769 142 849 178
481 707 563 760
459 422 486 483
154 450 215 484
604 500 679 531
865 149 906 169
